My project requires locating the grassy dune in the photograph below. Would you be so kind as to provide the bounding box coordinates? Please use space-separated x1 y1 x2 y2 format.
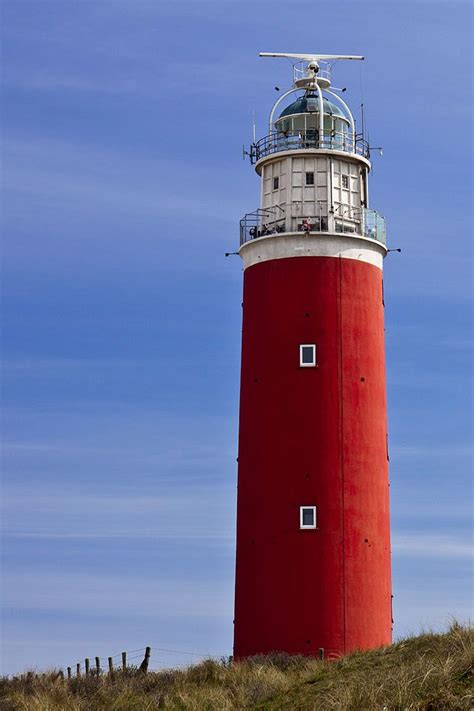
1 624 472 710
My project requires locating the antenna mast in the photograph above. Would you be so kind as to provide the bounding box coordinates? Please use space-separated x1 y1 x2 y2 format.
259 52 364 91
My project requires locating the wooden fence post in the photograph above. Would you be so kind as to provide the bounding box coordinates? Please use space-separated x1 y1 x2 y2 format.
108 657 114 677
139 646 151 673
67 667 72 680
76 663 81 678
318 648 324 660
95 657 101 676
122 651 127 671
85 658 90 677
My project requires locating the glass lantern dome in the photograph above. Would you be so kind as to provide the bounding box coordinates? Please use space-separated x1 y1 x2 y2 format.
274 92 350 150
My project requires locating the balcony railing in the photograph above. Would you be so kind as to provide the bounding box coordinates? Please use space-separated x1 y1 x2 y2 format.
247 129 370 164
362 208 387 245
240 207 386 247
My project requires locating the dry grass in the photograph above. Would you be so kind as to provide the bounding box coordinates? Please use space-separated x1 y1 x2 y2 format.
0 623 472 710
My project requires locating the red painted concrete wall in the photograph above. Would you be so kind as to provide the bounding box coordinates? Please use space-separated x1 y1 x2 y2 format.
233 255 392 659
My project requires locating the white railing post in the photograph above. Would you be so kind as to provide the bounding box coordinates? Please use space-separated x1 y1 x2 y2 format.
313 82 324 148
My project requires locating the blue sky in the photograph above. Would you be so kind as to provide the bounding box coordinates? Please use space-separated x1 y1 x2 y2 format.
1 0 472 675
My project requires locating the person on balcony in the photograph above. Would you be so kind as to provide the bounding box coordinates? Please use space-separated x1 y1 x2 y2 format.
302 218 313 235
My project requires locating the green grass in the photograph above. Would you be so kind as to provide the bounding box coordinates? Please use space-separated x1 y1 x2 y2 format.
1 624 472 710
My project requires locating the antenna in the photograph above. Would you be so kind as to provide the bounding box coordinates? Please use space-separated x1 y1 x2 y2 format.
260 52 364 91
359 62 366 142
259 53 364 61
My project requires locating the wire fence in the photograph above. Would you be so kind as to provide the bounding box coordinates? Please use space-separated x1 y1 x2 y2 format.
59 642 334 680
63 646 152 679
60 644 232 680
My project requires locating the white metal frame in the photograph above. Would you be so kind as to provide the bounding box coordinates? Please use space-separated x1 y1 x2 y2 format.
325 89 355 152
300 505 317 529
300 344 316 367
268 87 301 134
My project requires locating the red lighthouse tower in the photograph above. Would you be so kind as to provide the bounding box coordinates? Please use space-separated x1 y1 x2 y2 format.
233 52 392 659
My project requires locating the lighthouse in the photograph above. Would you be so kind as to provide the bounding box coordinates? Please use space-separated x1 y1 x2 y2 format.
233 53 392 659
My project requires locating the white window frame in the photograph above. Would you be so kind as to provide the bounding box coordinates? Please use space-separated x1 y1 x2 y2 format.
300 505 317 529
299 344 316 367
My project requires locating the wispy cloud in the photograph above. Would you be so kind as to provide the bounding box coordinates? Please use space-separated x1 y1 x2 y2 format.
2 5 265 101
2 358 147 371
2 482 236 543
2 570 233 619
2 136 240 224
390 444 472 460
3 56 266 98
392 533 473 559
391 499 473 522
2 401 238 489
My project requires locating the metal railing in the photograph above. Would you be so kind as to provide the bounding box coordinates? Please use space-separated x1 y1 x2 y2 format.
293 60 332 87
331 206 387 245
247 130 370 164
239 207 286 246
362 207 386 245
239 207 386 247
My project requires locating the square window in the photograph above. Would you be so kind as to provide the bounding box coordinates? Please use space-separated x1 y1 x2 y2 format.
300 506 317 529
341 175 349 189
273 177 279 190
305 172 314 186
300 344 316 367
